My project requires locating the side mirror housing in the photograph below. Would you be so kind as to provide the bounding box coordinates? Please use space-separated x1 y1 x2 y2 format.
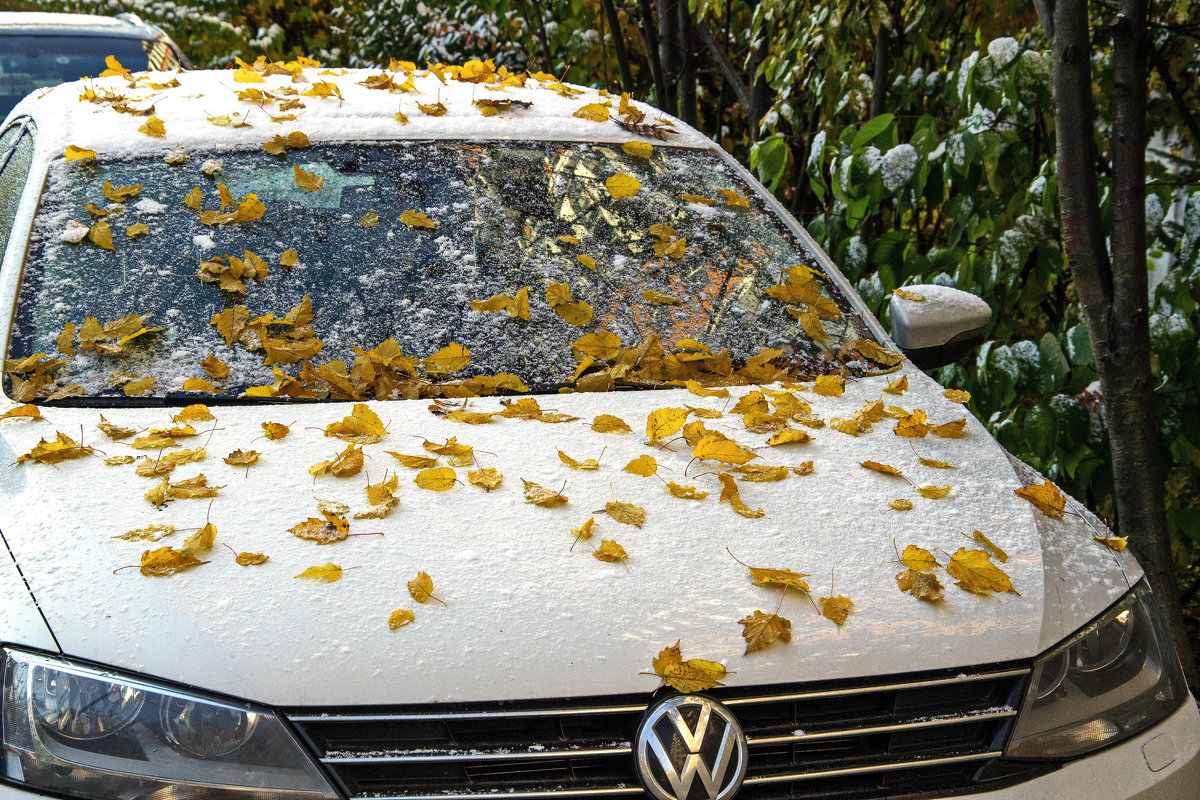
889 285 992 370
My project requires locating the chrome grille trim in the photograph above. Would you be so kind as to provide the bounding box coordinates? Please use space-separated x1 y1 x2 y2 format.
741 751 1005 786
288 667 1030 723
315 708 1018 764
359 789 644 800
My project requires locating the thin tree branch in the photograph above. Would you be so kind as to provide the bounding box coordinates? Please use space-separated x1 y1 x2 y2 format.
694 19 754 118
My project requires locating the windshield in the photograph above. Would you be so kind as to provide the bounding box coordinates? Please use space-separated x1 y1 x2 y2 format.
0 34 156 117
7 140 890 405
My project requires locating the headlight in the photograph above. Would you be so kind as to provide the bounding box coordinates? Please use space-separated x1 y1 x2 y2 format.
1007 582 1187 759
1 648 340 799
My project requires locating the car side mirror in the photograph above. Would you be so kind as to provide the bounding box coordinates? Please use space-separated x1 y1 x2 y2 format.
889 285 992 370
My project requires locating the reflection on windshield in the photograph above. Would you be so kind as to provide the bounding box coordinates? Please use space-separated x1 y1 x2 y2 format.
7 141 891 404
0 34 152 116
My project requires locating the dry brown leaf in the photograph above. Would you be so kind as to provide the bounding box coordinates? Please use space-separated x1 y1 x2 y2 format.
739 610 792 654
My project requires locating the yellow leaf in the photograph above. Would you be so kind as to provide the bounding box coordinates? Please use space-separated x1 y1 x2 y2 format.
642 289 680 305
236 552 269 566
423 436 475 466
552 299 594 326
0 404 41 422
294 563 343 582
1094 534 1129 551
415 467 457 491
889 498 914 511
576 254 597 270
623 454 657 476
308 444 364 478
139 546 207 577
693 434 758 465
646 407 689 442
572 102 610 122
896 569 944 602
173 404 214 423
408 571 443 604
559 450 600 470
234 66 266 83
605 501 645 527
137 117 166 138
664 481 708 500
884 375 909 394
571 517 597 542
682 379 727 398
739 610 792 654
572 331 623 359
732 465 790 482
261 421 290 440
819 595 854 625
467 467 502 490
900 544 939 571
651 642 726 692
972 530 1008 562
747 565 810 591
934 418 968 438
830 417 862 436
855 339 903 366
324 403 388 443
943 389 971 404
917 485 952 499
88 220 115 250
302 81 344 99
99 55 129 76
718 188 750 207
182 522 217 553
766 428 812 446
422 342 470 375
223 449 260 468
622 140 654 157
389 609 416 629
292 163 324 191
919 457 956 469
681 193 716 205
592 539 628 562
947 548 1018 595
592 414 631 433
793 461 814 476
417 101 448 116
126 223 150 239
861 460 903 476
64 145 96 161
717 473 765 518
894 410 932 438
114 524 175 542
893 288 926 301
605 173 641 199
813 375 845 396
400 209 437 229
280 249 299 266
1014 479 1066 518
523 479 568 507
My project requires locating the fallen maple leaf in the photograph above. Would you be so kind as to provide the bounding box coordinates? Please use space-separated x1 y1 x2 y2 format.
1014 479 1066 518
739 610 792 654
946 548 1018 595
896 569 945 602
650 642 726 692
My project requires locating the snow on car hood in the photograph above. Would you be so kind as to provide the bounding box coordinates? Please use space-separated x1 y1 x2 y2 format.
0 368 1138 707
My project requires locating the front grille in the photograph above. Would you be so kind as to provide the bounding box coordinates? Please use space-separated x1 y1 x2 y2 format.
288 663 1058 799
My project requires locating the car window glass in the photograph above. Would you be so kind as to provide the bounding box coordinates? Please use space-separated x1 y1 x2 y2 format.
7 141 887 404
0 35 150 116
0 126 35 264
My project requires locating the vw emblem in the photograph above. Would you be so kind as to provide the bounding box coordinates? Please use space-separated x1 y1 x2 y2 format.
635 695 749 800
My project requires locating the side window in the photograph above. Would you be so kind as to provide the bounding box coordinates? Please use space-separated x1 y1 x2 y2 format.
0 124 35 263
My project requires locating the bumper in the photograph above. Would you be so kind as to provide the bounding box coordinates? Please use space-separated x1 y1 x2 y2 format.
0 700 1195 800
960 697 1200 799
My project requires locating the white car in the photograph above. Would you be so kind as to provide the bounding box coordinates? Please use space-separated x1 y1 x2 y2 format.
0 59 1196 800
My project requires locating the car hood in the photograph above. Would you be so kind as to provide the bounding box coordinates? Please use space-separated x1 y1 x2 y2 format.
0 368 1138 707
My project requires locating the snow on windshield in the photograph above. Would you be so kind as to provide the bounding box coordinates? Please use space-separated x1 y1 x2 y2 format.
7 141 887 403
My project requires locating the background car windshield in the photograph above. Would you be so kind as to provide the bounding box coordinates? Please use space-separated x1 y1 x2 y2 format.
8 140 886 403
0 35 151 117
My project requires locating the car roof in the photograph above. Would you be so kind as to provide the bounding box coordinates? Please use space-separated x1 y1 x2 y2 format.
8 62 713 158
0 12 151 39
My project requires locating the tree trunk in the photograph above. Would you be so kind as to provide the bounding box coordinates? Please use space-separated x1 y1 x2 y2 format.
1038 0 1200 688
656 0 679 113
600 0 635 91
870 10 891 119
635 0 668 107
677 0 697 124
746 24 770 138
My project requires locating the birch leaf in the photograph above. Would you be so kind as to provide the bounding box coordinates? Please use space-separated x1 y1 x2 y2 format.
605 501 645 527
592 539 628 562
295 563 343 582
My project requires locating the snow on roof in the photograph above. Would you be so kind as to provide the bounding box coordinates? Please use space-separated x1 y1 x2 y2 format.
13 59 714 158
0 12 144 34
